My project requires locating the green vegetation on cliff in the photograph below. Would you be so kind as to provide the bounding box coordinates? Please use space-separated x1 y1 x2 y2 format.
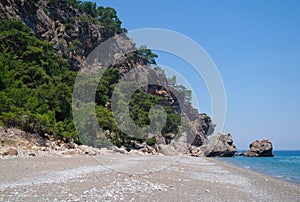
0 1 192 147
0 19 77 139
49 0 125 40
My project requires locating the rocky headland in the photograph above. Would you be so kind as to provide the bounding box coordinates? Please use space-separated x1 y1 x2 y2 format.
0 0 278 160
0 0 233 158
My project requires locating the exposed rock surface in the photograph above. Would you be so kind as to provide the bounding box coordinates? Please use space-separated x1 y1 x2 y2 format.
189 114 214 146
244 139 274 157
0 0 106 70
158 133 189 156
0 147 18 156
207 133 237 157
0 126 164 158
189 133 237 157
0 126 102 158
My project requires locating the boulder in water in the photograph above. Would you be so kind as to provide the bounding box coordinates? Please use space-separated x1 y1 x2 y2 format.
244 139 274 157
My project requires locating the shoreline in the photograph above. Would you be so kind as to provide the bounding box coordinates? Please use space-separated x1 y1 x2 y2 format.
0 154 299 201
211 157 300 186
217 151 300 185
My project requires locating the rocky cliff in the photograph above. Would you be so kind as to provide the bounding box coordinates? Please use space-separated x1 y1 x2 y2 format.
0 0 124 70
0 0 223 156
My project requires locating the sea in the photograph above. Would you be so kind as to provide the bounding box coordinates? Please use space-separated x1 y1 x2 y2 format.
220 150 300 184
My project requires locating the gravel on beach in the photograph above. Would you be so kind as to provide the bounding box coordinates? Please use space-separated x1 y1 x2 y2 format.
0 154 299 201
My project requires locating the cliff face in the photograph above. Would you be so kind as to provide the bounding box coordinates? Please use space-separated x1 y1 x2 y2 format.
0 0 120 70
0 0 217 155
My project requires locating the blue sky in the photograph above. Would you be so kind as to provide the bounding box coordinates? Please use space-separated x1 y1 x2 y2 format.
96 0 300 150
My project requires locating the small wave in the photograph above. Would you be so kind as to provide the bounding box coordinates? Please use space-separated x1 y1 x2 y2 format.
274 175 298 183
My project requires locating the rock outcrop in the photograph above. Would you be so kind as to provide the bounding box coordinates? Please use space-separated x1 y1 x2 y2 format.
244 139 274 157
189 114 214 146
207 133 237 157
0 0 111 70
189 133 237 157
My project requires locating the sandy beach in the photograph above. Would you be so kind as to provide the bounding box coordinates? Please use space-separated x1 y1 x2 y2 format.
0 154 299 202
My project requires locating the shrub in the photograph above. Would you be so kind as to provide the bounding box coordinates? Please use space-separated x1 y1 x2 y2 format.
145 137 156 146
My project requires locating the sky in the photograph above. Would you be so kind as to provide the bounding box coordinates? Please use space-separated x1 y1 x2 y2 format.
96 0 300 150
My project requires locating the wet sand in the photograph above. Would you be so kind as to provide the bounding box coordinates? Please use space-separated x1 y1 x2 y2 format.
0 154 299 201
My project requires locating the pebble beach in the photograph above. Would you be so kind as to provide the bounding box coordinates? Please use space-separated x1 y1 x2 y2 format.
0 154 299 201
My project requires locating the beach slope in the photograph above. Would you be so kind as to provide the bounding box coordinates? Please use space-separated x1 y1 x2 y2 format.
0 154 299 201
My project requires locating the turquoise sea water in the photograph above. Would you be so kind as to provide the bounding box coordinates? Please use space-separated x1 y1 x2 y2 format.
220 151 300 184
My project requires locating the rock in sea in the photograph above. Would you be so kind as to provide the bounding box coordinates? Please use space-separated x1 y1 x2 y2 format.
244 139 274 157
